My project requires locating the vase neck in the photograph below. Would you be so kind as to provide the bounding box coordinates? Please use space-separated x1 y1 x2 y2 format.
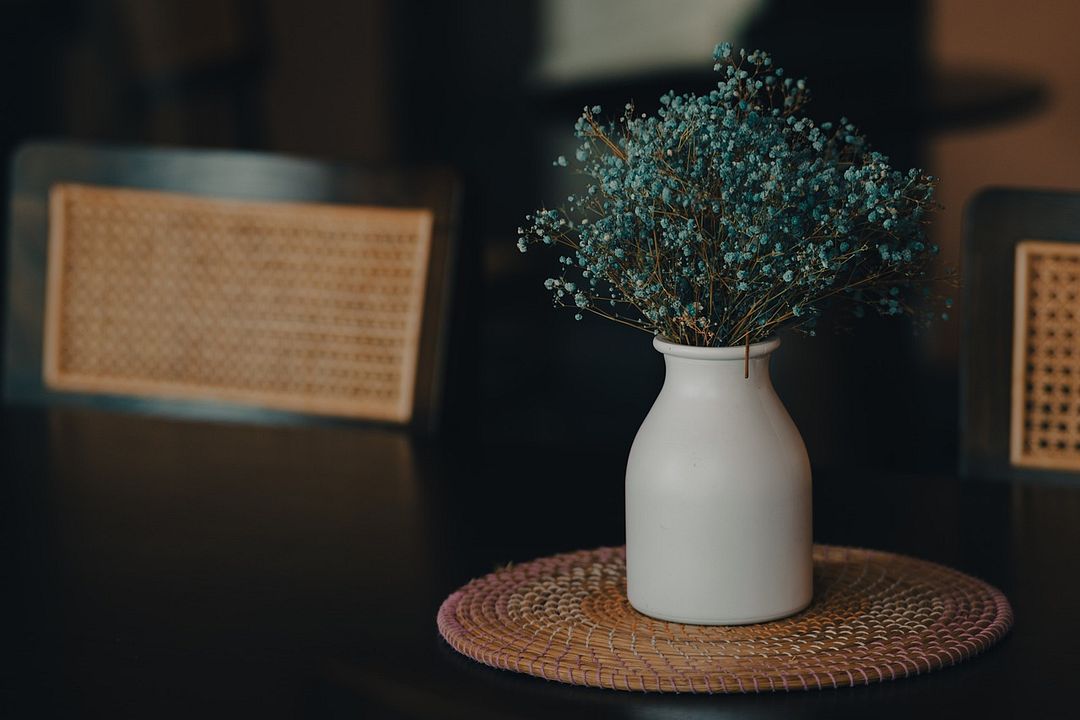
661 352 775 396
653 336 780 396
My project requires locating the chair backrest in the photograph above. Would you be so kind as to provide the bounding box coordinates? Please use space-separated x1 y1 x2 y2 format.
3 142 459 432
961 188 1080 481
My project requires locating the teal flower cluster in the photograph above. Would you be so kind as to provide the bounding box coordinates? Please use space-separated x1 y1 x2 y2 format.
518 44 944 346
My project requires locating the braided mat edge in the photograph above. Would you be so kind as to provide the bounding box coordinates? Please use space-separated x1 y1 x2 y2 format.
437 545 1013 693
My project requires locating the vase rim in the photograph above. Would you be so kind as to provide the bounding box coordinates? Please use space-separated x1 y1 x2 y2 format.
652 335 781 360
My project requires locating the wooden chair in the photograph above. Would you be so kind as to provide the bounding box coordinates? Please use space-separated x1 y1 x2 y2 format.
961 188 1080 481
2 142 459 433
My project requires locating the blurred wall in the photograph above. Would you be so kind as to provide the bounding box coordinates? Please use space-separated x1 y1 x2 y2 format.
263 0 396 162
56 0 397 161
12 0 1070 473
929 0 1080 357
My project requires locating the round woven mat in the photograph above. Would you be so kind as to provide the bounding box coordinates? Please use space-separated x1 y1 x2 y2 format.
437 545 1012 693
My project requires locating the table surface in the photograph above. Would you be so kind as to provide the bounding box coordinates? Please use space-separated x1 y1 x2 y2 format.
3 407 1078 718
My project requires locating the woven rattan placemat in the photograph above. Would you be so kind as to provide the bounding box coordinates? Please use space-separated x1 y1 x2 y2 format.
437 545 1012 693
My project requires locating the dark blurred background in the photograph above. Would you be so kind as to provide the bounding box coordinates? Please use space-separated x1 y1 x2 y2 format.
3 0 1078 474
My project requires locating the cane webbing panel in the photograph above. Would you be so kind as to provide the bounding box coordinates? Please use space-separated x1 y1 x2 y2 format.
1011 240 1080 469
438 545 1013 693
43 183 434 422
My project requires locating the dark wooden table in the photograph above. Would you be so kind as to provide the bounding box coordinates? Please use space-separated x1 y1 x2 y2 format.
2 407 1077 718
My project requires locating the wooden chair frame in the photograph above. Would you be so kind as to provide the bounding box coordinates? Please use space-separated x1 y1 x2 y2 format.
961 188 1080 482
3 142 459 433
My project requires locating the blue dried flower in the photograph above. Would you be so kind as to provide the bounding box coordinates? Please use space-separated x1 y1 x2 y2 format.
518 44 944 346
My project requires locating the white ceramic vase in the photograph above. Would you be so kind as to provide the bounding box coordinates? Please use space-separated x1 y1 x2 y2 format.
625 335 812 625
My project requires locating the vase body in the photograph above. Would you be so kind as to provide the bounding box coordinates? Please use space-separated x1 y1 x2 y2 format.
625 336 812 625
